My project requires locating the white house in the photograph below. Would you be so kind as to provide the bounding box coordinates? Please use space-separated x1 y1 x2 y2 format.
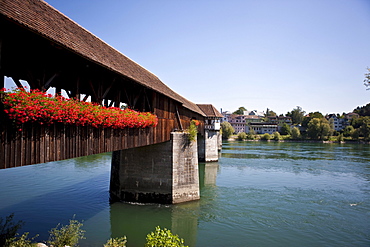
247 122 278 134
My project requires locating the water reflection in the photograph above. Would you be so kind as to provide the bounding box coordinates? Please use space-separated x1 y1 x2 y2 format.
109 198 199 247
108 162 220 247
199 162 219 187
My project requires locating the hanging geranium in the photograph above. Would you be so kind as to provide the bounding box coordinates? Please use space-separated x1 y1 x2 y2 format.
1 88 158 129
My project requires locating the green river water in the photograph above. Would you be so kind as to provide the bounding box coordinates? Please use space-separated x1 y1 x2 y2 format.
0 141 369 246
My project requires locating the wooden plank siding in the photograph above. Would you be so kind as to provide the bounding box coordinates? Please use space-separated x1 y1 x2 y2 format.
0 122 152 169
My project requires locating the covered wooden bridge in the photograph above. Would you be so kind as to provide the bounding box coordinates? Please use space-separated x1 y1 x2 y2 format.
0 0 209 169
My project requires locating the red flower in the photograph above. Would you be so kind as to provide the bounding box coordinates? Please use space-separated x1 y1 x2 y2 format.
1 88 158 130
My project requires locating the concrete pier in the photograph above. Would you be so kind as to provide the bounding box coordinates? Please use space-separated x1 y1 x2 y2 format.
198 130 221 162
110 132 200 204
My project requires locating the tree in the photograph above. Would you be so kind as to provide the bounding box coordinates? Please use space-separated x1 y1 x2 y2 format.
287 106 305 125
279 123 291 135
291 127 301 140
359 117 370 141
233 106 247 115
350 115 362 128
307 118 333 140
329 118 335 132
265 108 277 117
352 128 360 140
343 125 354 137
353 103 370 116
302 111 323 128
221 121 234 139
364 67 370 90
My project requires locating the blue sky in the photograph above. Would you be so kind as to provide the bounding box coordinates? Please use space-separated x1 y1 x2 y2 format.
7 0 370 115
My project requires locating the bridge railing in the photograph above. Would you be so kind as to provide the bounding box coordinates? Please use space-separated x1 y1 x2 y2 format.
0 120 158 169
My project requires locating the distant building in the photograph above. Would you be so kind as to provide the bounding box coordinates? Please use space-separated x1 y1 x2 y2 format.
326 112 359 131
267 116 292 125
267 115 292 132
326 114 345 131
247 122 278 134
243 110 265 117
228 114 247 133
197 104 223 130
344 112 359 120
221 111 232 123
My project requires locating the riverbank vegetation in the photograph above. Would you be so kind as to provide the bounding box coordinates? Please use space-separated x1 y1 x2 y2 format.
223 103 370 143
1 214 187 247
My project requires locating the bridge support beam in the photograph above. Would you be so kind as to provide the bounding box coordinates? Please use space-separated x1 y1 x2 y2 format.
110 132 200 204
198 130 221 162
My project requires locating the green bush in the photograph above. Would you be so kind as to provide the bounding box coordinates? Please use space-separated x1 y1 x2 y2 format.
187 120 198 142
3 215 187 247
145 226 188 247
237 132 247 140
104 236 127 247
337 133 344 143
273 132 282 141
281 134 291 140
5 232 38 247
291 127 301 140
246 133 255 140
47 218 85 247
0 214 24 247
261 133 271 140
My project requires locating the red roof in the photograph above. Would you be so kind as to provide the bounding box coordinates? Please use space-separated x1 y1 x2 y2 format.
196 104 223 118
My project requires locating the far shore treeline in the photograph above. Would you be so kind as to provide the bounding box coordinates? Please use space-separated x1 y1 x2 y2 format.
221 103 370 143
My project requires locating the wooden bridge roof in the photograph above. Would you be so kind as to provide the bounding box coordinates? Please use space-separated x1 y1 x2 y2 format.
0 0 205 116
197 104 223 118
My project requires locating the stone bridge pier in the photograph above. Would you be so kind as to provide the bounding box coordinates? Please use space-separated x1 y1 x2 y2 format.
110 132 200 204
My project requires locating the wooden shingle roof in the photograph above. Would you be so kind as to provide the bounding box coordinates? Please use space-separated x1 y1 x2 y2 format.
196 104 223 118
0 0 204 116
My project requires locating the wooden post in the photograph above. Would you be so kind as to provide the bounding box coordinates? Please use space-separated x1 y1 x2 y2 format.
0 37 4 89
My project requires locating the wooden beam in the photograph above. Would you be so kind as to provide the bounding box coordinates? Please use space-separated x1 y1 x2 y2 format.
0 37 2 73
82 94 89 102
114 90 121 108
75 76 80 100
132 88 143 109
123 87 132 107
43 72 59 90
144 89 152 112
66 90 72 99
88 80 99 103
26 70 38 90
102 78 115 99
12 77 24 89
0 74 3 91
175 105 183 130
56 87 62 96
